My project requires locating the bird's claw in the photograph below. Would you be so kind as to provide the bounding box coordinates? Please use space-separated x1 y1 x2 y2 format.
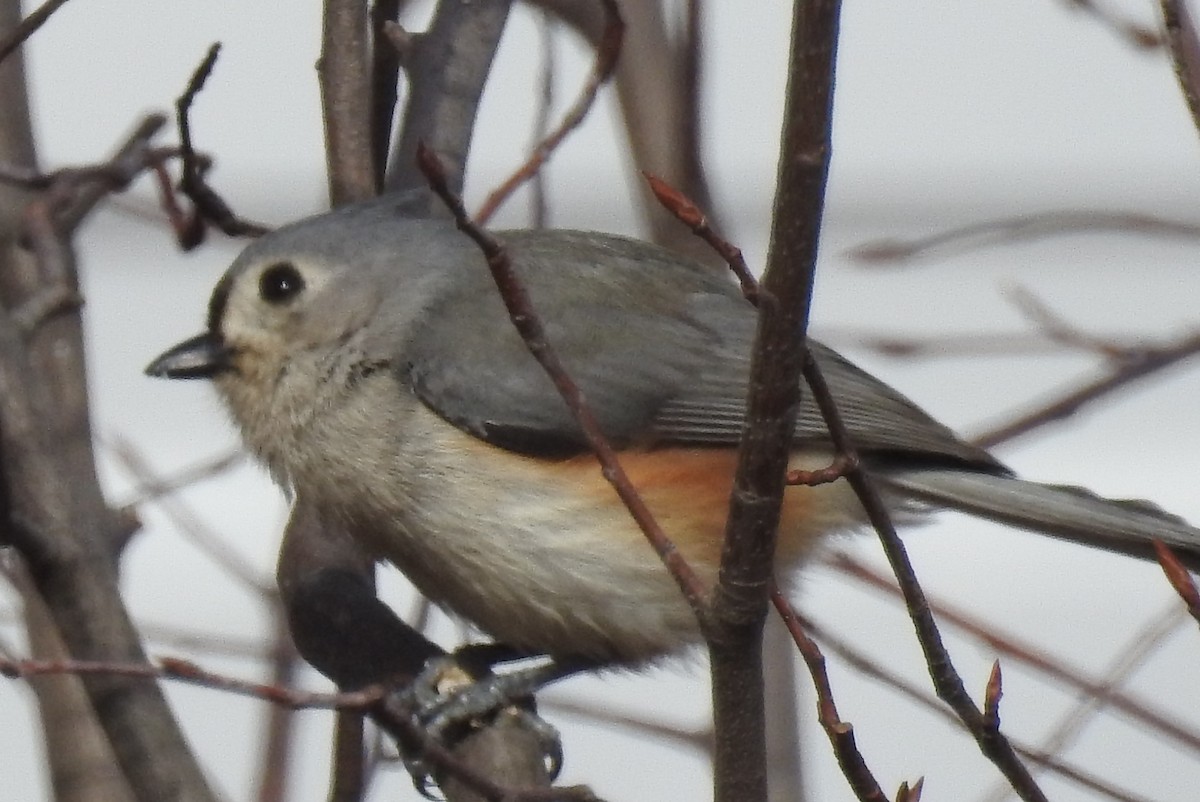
397 656 563 798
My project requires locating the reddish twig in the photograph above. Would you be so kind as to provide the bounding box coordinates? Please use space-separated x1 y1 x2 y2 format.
770 587 890 802
418 142 709 612
802 353 1048 802
0 0 73 64
787 454 857 487
474 0 623 224
643 172 768 307
1154 540 1200 629
0 654 384 709
0 653 598 801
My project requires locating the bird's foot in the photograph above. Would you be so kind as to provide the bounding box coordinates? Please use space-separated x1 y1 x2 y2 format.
397 654 567 798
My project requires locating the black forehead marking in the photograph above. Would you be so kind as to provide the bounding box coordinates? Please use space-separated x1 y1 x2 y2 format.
206 272 234 333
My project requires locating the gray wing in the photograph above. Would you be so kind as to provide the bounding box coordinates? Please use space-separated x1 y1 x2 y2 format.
402 229 999 470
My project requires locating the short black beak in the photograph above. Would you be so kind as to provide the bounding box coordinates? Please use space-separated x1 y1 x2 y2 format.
145 332 232 379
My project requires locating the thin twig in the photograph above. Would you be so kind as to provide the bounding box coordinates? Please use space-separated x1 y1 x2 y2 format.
770 587 890 802
1161 0 1200 146
846 211 1200 266
802 354 1048 802
643 172 767 306
174 43 269 243
0 0 73 64
799 615 1158 802
826 550 1200 755
1061 0 1163 47
1154 541 1200 629
475 0 623 224
970 330 1200 448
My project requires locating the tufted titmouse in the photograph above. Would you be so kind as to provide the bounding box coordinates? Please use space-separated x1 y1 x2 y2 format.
147 198 1200 665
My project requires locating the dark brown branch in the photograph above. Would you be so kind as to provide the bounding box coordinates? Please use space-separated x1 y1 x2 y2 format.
474 0 622 224
174 43 269 243
770 587 889 802
1161 0 1200 145
417 142 709 611
706 4 840 801
1062 0 1162 47
0 0 72 64
320 0 377 205
0 107 217 799
802 355 1047 802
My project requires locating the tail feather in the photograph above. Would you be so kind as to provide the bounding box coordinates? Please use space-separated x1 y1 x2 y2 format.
876 468 1200 570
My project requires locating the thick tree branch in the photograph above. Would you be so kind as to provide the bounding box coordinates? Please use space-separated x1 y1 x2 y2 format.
706 3 840 801
385 0 513 211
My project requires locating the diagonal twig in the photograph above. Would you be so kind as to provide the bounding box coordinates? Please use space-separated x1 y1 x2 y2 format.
474 0 623 224
418 142 708 611
802 353 1048 802
0 0 73 64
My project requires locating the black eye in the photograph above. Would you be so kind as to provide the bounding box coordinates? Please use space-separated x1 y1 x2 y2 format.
258 262 306 304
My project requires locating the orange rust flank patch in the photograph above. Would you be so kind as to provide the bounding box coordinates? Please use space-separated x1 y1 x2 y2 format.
555 447 824 571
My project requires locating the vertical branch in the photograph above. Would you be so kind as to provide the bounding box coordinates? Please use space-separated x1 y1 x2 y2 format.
320 0 377 204
707 2 841 801
0 6 216 801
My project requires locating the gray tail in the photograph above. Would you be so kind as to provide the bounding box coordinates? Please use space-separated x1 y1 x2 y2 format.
875 468 1200 570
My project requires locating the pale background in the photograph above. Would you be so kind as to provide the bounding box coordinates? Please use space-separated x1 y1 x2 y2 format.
3 1 1200 800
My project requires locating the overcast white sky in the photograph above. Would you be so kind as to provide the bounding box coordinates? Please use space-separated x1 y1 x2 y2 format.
4 2 1200 801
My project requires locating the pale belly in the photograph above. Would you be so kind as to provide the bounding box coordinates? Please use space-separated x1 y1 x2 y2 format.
297 400 865 664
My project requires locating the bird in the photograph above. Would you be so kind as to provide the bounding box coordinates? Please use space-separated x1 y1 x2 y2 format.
146 196 1200 668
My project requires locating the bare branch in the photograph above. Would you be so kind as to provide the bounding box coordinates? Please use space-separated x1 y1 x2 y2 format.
1160 0 1200 145
706 3 841 800
174 44 270 242
0 0 73 64
803 355 1047 802
827 550 1200 755
320 0 377 204
474 0 622 224
770 587 890 802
